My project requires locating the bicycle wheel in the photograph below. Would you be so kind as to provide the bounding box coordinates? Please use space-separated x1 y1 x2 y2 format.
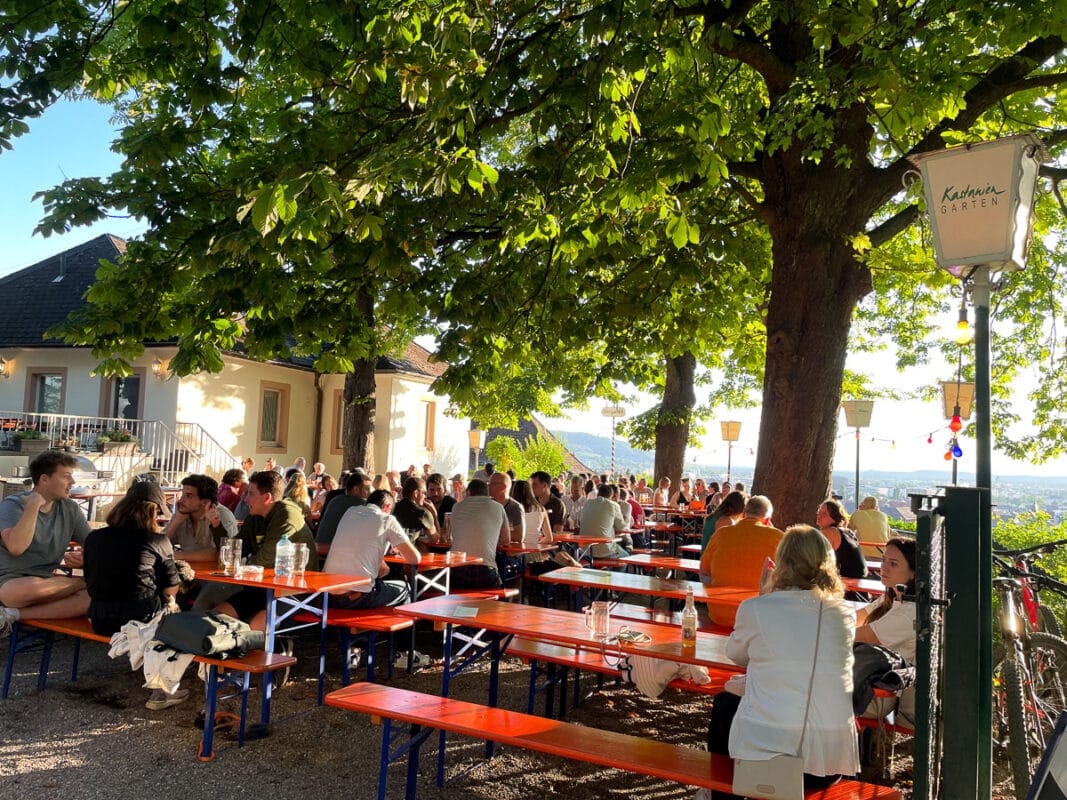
1025 632 1067 738
1037 604 1064 638
1002 656 1034 800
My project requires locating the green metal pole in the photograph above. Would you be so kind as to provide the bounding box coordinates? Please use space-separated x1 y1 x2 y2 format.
973 266 993 797
854 428 860 509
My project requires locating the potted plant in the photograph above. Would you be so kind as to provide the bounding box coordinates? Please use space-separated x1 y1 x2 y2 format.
96 430 139 456
14 429 51 454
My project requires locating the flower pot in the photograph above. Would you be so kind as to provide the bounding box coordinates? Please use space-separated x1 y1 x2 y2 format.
100 441 138 456
16 438 51 454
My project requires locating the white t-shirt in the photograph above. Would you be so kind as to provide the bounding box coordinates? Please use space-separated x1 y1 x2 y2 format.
449 495 507 567
323 504 410 581
863 598 917 722
522 509 545 547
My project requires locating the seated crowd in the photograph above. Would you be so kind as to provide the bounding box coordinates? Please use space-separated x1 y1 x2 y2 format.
0 452 913 790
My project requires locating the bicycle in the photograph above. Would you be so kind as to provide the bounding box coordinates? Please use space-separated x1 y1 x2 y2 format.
992 547 1067 800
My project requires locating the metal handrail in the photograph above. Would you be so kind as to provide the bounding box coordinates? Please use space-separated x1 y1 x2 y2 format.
0 410 238 485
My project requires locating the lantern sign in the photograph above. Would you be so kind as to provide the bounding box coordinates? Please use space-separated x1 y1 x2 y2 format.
910 135 1046 274
841 400 874 429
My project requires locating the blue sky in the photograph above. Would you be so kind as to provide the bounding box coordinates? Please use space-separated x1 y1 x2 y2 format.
0 99 145 278
2 97 1062 479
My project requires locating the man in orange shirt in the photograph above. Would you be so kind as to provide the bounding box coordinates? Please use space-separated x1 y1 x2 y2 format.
700 494 784 627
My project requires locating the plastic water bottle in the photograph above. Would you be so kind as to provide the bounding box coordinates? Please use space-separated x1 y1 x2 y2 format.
681 587 698 646
274 533 294 577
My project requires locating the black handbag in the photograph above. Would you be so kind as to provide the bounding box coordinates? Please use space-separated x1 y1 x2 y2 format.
155 611 265 659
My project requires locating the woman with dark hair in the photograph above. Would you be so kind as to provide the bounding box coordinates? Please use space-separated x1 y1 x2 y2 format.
855 537 917 727
706 525 859 798
84 481 180 637
816 498 868 579
217 468 246 512
700 490 746 552
84 480 187 709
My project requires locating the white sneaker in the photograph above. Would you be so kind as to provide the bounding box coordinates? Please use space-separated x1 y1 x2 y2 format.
145 688 190 710
348 647 363 669
395 650 432 669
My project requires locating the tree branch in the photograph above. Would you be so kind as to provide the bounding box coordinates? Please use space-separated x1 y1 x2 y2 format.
868 204 920 248
904 35 1067 160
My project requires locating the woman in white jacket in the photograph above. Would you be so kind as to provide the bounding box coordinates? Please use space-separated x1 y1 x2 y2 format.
706 525 860 799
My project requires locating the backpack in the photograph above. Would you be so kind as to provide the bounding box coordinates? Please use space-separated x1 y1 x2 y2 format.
154 611 265 659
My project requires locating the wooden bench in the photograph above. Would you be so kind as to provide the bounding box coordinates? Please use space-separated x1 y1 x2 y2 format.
2 616 295 761
326 682 903 800
292 607 414 696
505 636 734 718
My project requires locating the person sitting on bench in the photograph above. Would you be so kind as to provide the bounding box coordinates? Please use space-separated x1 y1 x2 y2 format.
0 451 92 638
323 489 420 610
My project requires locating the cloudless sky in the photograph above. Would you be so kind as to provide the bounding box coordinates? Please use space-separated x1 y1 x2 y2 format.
2 99 1064 480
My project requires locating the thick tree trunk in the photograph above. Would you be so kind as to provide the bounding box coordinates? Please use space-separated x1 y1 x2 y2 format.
342 358 376 472
341 286 376 472
653 351 696 490
752 218 870 528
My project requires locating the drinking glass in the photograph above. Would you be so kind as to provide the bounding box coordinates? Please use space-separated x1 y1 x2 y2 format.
292 542 309 576
584 601 611 641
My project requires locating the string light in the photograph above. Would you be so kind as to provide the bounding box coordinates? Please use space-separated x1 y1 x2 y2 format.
927 434 933 444
944 451 953 461
952 442 964 458
949 415 962 433
955 303 973 345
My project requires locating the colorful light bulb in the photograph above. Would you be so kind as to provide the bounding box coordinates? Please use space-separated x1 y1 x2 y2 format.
944 451 953 461
949 415 962 433
952 443 963 458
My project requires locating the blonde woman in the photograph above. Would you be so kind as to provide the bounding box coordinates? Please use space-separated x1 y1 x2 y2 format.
285 471 312 517
706 525 859 798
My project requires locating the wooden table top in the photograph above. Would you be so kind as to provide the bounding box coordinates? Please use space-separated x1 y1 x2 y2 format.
384 552 483 570
500 543 559 554
198 568 371 594
842 576 885 595
553 533 623 545
619 554 702 571
395 595 743 670
537 566 751 604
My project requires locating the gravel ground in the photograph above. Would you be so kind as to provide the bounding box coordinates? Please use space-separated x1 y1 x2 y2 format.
1 621 915 800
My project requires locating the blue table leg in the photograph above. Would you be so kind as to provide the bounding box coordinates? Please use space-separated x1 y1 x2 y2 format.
259 588 277 725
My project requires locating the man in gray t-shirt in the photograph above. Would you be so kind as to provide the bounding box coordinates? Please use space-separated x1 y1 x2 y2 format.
0 452 92 636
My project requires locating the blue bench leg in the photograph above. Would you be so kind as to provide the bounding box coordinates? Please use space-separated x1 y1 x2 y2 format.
70 638 82 681
237 670 250 747
378 719 392 800
199 664 220 761
367 632 378 682
340 628 352 687
37 630 56 692
3 621 23 699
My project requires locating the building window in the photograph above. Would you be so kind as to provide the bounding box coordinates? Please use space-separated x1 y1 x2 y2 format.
25 369 67 414
100 369 146 421
257 381 289 451
331 389 345 455
422 400 436 451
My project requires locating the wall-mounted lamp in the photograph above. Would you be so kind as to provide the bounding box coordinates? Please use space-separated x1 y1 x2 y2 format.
0 355 9 380
151 358 167 382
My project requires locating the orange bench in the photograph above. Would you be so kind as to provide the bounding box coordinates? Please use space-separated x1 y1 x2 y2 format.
326 682 903 800
292 607 415 694
2 616 295 761
505 636 735 718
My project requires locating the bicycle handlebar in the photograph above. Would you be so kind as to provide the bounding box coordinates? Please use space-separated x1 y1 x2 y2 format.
993 553 1067 598
992 537 1067 558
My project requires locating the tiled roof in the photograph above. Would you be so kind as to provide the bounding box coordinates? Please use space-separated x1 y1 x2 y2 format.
0 234 126 346
376 341 447 380
1 235 449 381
